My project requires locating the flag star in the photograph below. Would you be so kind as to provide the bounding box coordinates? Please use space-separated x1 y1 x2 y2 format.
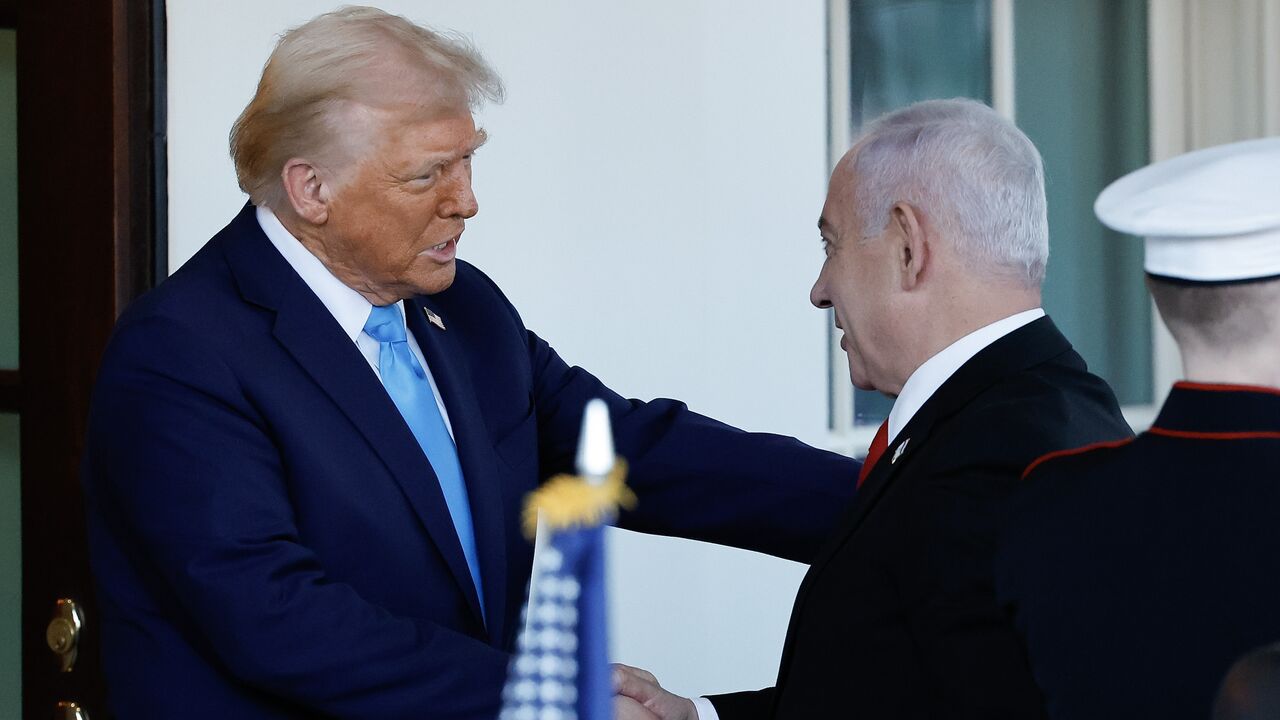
538 655 563 676
539 680 567 703
559 606 579 626
561 580 581 601
535 603 560 625
513 680 538 702
540 549 564 571
538 577 561 599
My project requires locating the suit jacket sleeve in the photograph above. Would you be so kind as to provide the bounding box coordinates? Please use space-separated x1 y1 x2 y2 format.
707 688 776 720
87 314 509 719
452 262 859 565
522 325 858 564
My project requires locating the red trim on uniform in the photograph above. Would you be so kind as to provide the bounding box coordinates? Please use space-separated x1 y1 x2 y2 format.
1174 381 1280 397
1021 437 1136 481
1147 427 1280 441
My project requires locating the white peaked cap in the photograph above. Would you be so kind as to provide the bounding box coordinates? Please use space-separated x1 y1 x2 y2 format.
575 398 616 481
1094 136 1280 283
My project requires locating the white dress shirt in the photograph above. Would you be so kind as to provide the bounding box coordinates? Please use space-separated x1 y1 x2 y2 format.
256 206 455 439
690 307 1045 720
886 307 1045 444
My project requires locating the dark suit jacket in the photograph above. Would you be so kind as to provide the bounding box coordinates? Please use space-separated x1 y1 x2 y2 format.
710 317 1131 719
82 203 858 719
997 382 1280 720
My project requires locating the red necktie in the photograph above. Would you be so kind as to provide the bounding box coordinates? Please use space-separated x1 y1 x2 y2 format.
857 420 890 489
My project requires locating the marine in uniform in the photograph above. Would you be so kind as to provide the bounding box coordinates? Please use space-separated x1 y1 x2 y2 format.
996 137 1280 720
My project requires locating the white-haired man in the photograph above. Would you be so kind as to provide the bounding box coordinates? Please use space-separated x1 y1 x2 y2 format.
81 7 858 718
614 99 1130 719
997 137 1280 720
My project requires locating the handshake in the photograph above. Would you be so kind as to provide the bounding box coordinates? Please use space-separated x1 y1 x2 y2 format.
613 664 698 720
594 114 1280 720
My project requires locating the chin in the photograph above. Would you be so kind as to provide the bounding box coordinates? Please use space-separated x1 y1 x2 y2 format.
414 263 457 296
848 362 877 392
850 377 878 392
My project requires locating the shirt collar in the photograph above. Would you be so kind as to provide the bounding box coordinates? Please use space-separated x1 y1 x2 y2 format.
257 205 403 339
887 308 1046 443
1151 381 1280 436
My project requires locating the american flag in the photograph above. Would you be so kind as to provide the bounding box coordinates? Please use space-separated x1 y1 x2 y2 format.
499 399 624 720
499 523 610 720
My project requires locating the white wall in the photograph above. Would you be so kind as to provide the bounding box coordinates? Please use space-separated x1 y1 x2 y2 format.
167 0 829 697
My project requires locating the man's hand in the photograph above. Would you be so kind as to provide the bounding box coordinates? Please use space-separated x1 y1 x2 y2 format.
613 663 698 720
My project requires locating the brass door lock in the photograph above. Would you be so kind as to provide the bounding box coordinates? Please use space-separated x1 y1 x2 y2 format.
46 599 84 673
56 701 90 720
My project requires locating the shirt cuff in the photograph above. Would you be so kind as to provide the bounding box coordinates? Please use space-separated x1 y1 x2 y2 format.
691 696 721 720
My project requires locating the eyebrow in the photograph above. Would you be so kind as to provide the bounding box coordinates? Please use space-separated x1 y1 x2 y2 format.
405 130 490 177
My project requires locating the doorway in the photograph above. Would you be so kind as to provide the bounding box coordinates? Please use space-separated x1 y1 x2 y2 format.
8 1 163 718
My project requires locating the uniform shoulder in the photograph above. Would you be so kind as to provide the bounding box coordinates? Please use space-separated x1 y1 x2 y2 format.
1021 436 1138 482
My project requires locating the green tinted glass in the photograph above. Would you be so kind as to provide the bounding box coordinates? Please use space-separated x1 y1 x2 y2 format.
1016 0 1152 406
848 0 992 425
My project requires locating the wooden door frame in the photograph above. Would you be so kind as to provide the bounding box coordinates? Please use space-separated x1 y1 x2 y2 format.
16 0 163 716
0 0 14 418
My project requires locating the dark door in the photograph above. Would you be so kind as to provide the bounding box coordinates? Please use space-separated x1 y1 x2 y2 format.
14 1 163 717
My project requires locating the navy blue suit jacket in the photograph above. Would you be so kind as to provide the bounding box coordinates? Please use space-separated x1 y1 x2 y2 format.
82 204 858 719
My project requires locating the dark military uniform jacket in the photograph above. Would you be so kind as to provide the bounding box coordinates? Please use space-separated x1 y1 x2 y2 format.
998 382 1280 720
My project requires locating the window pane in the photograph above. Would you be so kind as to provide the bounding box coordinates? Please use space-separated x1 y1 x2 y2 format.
0 29 16 370
847 0 992 426
1015 0 1152 406
0 412 19 719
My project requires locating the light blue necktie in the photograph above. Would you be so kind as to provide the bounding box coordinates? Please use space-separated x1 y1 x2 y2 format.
364 304 484 617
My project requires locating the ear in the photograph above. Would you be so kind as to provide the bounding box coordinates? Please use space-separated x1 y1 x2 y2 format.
280 158 332 225
889 202 929 291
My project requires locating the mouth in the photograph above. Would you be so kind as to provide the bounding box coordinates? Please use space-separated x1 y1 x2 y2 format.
420 234 461 263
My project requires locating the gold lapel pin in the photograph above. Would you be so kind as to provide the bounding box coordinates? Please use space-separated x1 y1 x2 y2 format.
891 438 909 464
423 308 446 331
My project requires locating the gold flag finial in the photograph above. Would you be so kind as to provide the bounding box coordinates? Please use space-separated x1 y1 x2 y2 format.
521 461 635 540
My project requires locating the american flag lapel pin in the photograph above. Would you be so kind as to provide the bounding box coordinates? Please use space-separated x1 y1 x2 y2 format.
891 438 909 464
423 308 446 331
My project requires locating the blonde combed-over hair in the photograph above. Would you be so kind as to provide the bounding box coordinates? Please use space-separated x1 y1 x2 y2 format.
230 5 504 209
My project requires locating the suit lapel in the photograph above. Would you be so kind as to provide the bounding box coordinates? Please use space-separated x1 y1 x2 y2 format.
409 295 510 645
834 316 1071 547
221 206 488 629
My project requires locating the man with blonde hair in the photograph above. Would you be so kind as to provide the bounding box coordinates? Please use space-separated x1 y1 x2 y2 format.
82 7 857 718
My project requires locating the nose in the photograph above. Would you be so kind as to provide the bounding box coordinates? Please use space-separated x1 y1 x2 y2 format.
810 272 831 309
439 168 479 219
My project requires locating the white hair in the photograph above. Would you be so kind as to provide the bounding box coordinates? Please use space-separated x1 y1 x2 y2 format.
849 98 1049 287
